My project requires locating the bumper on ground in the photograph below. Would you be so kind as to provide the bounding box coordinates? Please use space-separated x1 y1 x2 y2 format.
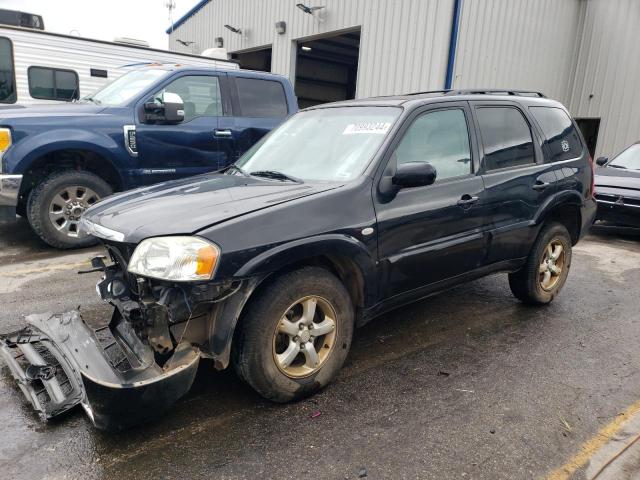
0 173 22 207
0 311 200 430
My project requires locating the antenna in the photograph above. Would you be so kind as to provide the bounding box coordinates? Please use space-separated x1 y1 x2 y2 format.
166 0 177 34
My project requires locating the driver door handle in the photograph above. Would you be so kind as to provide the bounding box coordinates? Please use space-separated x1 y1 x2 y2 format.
214 129 232 137
457 194 479 207
532 181 550 191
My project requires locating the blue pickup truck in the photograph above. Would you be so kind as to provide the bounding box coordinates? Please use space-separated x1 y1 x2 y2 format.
0 66 298 248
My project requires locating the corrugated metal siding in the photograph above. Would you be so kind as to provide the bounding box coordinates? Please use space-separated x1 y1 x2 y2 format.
569 0 640 157
169 0 454 97
1 27 236 105
452 0 585 104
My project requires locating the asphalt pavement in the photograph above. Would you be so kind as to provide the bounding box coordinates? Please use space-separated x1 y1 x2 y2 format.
1 217 640 480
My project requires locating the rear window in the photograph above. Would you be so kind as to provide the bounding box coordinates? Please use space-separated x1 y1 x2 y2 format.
28 67 79 101
0 37 16 104
476 107 535 171
530 106 582 162
235 78 288 118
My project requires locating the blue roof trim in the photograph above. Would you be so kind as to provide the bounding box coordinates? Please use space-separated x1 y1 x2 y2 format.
165 0 210 34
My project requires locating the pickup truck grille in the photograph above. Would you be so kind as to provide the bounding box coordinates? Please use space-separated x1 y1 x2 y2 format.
595 193 640 208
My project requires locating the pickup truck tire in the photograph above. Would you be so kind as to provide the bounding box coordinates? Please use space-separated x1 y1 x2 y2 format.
27 170 112 249
508 222 572 305
232 267 354 402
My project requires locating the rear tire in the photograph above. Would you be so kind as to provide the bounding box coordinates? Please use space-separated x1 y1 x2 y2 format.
27 170 112 249
232 267 354 402
509 222 572 305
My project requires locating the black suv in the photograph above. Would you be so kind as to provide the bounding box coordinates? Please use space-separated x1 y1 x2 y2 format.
1 90 597 429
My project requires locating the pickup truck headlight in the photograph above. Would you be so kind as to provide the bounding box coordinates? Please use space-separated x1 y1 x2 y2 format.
128 236 220 281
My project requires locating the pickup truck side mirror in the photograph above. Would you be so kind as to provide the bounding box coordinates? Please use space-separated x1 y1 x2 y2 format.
144 92 184 124
378 161 437 200
595 156 608 167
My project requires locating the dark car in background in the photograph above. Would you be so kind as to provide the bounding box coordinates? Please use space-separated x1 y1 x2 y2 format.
0 66 297 248
1 89 597 429
594 143 640 228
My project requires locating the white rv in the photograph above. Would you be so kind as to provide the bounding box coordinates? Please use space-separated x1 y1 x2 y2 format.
0 25 236 106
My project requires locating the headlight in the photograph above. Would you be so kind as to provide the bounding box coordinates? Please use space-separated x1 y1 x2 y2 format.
128 236 220 281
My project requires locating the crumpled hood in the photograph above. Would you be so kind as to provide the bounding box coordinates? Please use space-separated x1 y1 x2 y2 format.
84 173 341 243
595 167 640 190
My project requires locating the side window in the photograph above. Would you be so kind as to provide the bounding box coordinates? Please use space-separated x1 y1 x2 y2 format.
28 67 79 101
529 106 583 162
159 75 222 122
0 37 16 104
393 109 472 181
476 107 535 171
235 78 288 118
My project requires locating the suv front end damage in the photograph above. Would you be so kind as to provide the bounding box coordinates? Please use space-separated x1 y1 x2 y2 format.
0 246 256 430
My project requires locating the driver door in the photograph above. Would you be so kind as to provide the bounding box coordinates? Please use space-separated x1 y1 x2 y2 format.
374 103 489 300
135 73 226 185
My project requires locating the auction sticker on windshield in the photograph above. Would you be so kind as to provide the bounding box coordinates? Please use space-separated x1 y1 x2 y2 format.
343 122 392 135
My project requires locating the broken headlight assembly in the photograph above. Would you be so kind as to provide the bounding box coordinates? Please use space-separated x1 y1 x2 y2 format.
128 236 220 281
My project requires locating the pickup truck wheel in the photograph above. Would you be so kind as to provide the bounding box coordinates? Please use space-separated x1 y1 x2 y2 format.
27 170 112 249
232 267 354 402
508 222 572 305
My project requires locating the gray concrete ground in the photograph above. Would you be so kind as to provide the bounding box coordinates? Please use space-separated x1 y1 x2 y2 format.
1 217 640 480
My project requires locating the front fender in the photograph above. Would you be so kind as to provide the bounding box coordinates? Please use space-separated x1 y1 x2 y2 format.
7 129 124 174
206 234 378 369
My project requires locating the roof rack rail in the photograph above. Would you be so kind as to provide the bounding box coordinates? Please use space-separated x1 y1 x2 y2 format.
404 89 546 98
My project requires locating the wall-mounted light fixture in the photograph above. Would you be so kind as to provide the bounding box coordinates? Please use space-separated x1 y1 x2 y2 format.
224 24 242 34
275 21 286 35
214 37 223 48
301 45 312 52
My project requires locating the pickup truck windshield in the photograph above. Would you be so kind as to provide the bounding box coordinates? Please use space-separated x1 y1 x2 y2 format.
234 106 401 182
609 144 640 171
82 69 167 106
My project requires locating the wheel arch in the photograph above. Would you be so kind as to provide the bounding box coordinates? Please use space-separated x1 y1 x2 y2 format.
534 192 583 245
207 235 378 370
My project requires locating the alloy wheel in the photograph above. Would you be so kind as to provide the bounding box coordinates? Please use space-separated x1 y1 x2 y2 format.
48 185 100 238
272 296 337 378
539 239 565 291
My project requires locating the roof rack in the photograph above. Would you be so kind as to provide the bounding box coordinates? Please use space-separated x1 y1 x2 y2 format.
405 89 546 98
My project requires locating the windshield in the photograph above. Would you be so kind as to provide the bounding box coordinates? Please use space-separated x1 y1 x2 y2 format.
82 69 168 106
234 106 401 182
609 144 640 171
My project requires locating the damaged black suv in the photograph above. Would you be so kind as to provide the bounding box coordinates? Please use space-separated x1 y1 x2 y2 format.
1 90 597 429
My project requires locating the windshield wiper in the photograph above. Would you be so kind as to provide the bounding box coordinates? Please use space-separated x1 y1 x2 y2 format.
250 170 303 183
83 96 101 105
609 164 627 169
225 164 249 176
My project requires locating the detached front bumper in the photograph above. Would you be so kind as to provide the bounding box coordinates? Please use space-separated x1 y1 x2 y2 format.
0 173 22 207
0 311 199 430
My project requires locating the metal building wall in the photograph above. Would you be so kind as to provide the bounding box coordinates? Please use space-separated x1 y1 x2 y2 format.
168 0 455 98
452 0 585 104
569 0 640 157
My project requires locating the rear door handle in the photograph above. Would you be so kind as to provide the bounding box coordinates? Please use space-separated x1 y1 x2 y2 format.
214 129 232 137
532 181 550 191
457 194 479 207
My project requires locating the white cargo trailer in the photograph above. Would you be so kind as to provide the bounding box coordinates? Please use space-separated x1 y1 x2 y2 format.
0 25 237 106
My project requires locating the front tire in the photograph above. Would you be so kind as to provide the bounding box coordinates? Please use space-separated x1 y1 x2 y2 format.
27 170 112 249
509 222 572 305
232 267 354 402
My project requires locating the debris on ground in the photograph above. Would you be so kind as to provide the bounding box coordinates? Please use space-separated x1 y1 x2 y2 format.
310 410 322 419
358 467 368 478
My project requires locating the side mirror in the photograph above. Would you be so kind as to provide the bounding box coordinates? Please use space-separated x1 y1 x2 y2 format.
378 161 437 201
144 92 184 124
595 156 608 167
393 162 437 188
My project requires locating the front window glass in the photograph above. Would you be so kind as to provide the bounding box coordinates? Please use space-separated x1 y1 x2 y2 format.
83 69 167 106
0 37 16 104
235 107 401 182
394 109 472 181
609 144 640 171
155 75 222 122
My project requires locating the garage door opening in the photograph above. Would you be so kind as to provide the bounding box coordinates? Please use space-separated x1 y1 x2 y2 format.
575 118 600 157
294 29 360 108
231 46 272 72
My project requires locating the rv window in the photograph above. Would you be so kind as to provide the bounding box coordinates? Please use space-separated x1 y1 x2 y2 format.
0 37 16 104
28 67 79 101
